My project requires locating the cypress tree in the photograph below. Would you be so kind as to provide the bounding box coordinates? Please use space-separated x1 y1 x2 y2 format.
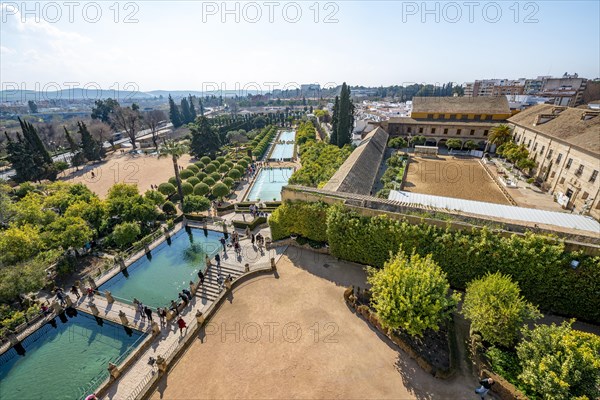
190 116 221 158
20 118 52 164
336 83 354 147
64 126 85 168
330 96 339 146
180 97 192 124
79 121 104 161
188 95 197 121
168 94 183 127
198 97 205 116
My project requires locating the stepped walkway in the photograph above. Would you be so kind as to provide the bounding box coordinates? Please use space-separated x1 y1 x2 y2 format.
69 223 278 400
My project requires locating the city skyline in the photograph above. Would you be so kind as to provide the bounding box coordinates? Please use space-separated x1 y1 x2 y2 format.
1 1 599 91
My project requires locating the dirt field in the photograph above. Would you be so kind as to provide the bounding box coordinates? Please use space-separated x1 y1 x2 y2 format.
150 251 475 400
64 152 193 198
404 156 510 205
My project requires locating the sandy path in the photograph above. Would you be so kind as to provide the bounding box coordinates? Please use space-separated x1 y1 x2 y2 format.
151 250 476 399
65 152 193 198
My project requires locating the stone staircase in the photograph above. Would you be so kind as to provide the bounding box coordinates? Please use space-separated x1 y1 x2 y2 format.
195 263 244 302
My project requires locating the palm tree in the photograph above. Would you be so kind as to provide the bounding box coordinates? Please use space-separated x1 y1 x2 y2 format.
158 140 189 209
486 124 513 152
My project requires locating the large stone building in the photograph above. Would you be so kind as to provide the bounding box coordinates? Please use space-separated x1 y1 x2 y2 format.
508 104 600 219
380 96 512 149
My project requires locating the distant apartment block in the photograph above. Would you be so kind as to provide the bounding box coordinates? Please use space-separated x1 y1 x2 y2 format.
508 104 600 219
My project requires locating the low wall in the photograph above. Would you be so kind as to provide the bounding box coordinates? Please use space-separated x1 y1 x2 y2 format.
268 238 330 254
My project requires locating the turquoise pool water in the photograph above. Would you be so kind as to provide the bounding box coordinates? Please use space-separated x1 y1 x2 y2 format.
269 130 296 160
99 228 222 308
246 168 293 201
0 311 145 400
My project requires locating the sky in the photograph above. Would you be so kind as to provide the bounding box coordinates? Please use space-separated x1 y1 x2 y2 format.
1 1 599 93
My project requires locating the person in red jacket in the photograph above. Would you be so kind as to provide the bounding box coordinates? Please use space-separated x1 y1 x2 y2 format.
177 317 187 335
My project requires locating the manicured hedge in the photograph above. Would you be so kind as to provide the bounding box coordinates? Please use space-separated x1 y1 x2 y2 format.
268 201 600 322
233 216 267 230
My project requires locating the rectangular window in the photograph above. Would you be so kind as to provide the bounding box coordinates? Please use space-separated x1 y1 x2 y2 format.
575 164 584 176
560 177 565 184
556 153 563 164
481 114 487 120
456 129 462 135
483 130 489 136
431 128 436 134
419 127 423 134
407 127 412 133
533 143 538 151
470 130 475 136
590 170 598 182
566 158 573 169
582 192 589 200
427 114 433 119
546 149 553 159
444 128 448 134
527 139 531 147
450 114 456 119
550 171 556 178
540 145 545 154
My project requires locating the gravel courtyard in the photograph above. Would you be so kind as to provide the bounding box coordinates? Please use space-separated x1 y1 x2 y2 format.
150 249 475 399
403 155 510 205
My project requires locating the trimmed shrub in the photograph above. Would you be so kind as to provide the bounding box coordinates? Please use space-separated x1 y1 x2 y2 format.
222 177 235 188
194 161 205 169
195 172 207 181
162 201 177 215
181 182 193 196
218 164 230 173
204 164 217 174
168 177 178 187
216 156 226 164
237 159 248 169
187 164 200 173
186 177 200 187
158 182 176 196
179 169 194 179
209 160 221 168
228 169 242 180
212 182 229 199
182 195 211 213
202 177 216 187
209 172 221 182
200 156 212 164
145 190 166 206
193 183 210 196
224 161 235 169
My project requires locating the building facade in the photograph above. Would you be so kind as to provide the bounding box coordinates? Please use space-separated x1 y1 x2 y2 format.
508 104 600 219
381 96 512 149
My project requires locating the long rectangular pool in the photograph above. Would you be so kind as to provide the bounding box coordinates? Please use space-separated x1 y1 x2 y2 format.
268 130 296 160
99 228 222 308
0 310 145 400
245 167 293 201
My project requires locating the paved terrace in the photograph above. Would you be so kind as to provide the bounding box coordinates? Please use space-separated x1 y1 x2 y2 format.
69 222 280 400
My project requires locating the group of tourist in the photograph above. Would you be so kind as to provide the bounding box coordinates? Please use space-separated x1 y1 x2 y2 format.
132 297 188 335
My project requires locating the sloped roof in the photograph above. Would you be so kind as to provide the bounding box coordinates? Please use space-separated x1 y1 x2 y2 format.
323 127 388 195
508 104 600 155
412 96 510 115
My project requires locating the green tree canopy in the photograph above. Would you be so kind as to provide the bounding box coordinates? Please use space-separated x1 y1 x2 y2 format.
211 182 229 200
112 222 141 249
462 272 541 346
517 321 600 399
190 116 221 158
182 195 210 213
168 94 183 128
368 251 460 337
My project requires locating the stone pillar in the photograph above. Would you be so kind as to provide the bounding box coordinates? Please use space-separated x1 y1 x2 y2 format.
222 222 228 234
104 290 115 304
205 255 211 267
108 362 120 379
156 356 167 374
51 302 64 314
89 303 100 316
118 310 129 326
65 296 73 307
244 263 250 273
195 310 205 326
203 220 208 230
164 226 171 240
151 322 160 335
144 243 150 254
74 280 82 291
183 215 188 227
117 257 126 270
189 281 197 294
270 257 276 271
224 277 232 291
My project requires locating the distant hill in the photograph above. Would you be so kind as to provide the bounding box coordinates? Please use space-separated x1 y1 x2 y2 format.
0 88 155 102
